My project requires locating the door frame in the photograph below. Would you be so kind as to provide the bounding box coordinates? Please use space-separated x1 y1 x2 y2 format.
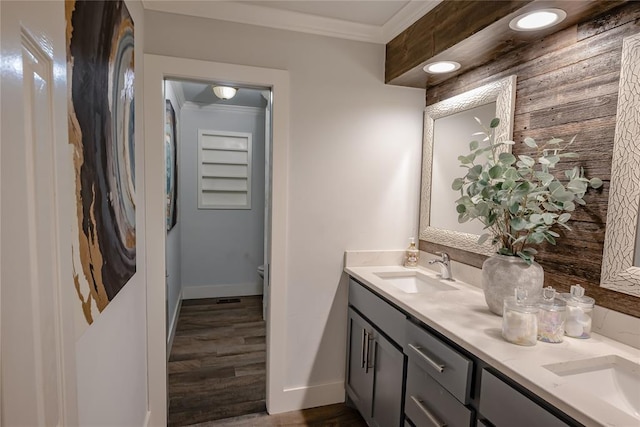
143 54 290 425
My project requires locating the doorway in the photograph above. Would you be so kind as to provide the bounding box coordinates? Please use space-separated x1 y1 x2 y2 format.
163 78 271 424
143 54 290 425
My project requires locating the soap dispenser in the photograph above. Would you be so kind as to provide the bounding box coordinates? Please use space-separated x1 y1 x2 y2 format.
404 237 419 268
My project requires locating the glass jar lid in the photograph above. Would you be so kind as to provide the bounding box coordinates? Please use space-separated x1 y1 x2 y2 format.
559 284 595 309
504 287 539 314
538 286 566 312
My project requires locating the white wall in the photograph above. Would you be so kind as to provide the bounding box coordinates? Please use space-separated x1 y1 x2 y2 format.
75 1 149 425
165 82 182 343
180 104 266 298
145 11 425 405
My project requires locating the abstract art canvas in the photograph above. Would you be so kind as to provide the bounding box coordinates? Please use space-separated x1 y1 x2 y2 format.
165 99 178 230
66 0 135 325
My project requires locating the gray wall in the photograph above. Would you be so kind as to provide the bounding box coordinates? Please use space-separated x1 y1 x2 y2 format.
180 104 265 295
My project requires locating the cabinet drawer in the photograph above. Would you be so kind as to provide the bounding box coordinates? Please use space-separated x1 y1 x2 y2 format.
405 320 473 404
349 278 405 346
405 360 473 427
480 369 572 427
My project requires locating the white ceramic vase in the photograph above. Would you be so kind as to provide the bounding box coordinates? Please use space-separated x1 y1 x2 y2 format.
482 254 544 316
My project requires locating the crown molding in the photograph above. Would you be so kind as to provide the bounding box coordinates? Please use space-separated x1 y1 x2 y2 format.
142 0 440 44
182 101 265 115
382 1 441 43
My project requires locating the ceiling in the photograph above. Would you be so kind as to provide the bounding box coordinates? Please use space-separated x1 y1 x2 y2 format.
168 80 269 108
142 0 442 43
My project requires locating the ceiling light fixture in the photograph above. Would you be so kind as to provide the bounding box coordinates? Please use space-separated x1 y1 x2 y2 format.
212 85 237 100
509 8 567 32
423 61 461 74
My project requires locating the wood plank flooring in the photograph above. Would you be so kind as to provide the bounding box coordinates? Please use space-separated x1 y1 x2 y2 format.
187 403 368 426
169 296 267 426
169 296 367 427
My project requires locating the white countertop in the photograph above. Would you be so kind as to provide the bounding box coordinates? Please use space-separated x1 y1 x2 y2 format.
345 263 640 427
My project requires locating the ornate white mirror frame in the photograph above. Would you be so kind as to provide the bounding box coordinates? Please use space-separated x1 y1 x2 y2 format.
419 75 517 256
600 32 640 297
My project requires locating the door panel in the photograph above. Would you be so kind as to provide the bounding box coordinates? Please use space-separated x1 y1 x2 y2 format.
346 308 374 418
371 331 404 427
1 1 77 425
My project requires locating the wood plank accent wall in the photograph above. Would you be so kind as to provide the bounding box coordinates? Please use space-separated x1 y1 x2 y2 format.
421 2 640 318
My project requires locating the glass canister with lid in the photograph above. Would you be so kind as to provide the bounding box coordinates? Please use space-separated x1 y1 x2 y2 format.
537 286 566 343
502 287 539 346
560 284 595 339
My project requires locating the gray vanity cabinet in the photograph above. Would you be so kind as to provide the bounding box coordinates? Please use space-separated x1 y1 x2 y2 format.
479 369 573 427
347 280 405 427
346 277 580 427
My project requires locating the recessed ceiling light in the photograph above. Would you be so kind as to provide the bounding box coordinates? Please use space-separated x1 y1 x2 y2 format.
423 61 461 74
509 8 567 32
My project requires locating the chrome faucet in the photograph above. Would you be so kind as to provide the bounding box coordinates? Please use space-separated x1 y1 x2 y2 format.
429 252 453 281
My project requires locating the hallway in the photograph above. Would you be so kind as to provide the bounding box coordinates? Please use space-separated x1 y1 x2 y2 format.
168 296 267 426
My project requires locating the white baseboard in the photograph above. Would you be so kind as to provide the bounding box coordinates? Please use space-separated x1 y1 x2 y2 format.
142 410 151 427
182 282 262 299
269 381 345 414
167 288 183 355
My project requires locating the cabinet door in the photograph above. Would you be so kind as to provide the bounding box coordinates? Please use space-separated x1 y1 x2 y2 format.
346 308 374 418
480 369 573 427
370 330 404 427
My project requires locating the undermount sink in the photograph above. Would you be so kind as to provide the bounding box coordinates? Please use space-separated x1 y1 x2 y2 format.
374 270 457 293
544 355 640 420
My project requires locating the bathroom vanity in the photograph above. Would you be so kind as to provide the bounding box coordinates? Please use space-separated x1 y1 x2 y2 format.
345 257 640 427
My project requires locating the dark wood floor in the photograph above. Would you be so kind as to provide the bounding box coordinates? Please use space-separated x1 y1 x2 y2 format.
169 296 267 426
188 403 368 426
169 295 367 427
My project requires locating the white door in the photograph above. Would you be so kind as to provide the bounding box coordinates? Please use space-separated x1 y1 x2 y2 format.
1 1 78 425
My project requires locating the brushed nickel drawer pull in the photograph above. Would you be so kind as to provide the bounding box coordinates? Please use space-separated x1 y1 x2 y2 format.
409 343 445 373
410 395 447 427
361 329 366 368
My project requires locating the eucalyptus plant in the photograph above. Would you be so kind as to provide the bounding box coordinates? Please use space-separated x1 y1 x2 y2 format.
452 118 602 264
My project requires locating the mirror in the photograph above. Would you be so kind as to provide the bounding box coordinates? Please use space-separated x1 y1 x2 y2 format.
600 32 640 297
419 75 517 256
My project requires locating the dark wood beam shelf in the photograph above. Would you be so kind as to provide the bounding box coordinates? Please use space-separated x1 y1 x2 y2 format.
385 0 627 88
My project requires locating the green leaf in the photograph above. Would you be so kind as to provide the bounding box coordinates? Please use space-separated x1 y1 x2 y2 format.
509 202 520 215
535 172 555 187
518 155 535 167
547 138 563 145
528 232 545 244
467 165 483 180
522 247 538 255
458 155 469 165
559 152 580 159
511 217 527 231
590 177 603 189
452 178 465 191
498 153 517 166
516 252 533 265
544 233 557 245
488 165 503 179
524 137 537 148
558 213 571 223
469 140 479 151
567 179 588 193
503 179 516 190
530 213 543 223
498 247 514 256
489 118 500 128
542 212 557 225
477 233 490 245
